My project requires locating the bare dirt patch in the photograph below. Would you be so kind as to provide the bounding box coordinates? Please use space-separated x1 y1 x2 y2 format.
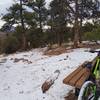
79 43 100 49
64 90 77 100
44 43 100 56
44 47 73 56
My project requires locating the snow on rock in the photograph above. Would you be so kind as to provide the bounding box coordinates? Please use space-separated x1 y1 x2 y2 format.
41 70 60 93
0 48 97 100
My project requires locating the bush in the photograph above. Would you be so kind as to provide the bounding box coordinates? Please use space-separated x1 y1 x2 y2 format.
83 25 100 41
26 28 47 48
84 31 100 41
14 26 24 43
83 32 94 41
2 36 20 54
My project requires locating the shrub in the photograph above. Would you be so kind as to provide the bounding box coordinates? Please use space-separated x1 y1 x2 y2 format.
83 32 100 41
2 35 20 54
83 25 100 41
26 28 46 48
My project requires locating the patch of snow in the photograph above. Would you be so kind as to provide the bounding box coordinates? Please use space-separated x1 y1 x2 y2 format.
0 48 98 100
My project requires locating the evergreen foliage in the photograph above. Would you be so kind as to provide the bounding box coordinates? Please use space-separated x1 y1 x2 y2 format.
0 0 100 53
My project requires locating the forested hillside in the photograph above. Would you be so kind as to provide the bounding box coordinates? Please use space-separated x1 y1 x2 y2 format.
0 0 100 54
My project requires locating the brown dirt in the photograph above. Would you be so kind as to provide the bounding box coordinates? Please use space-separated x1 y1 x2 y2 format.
64 90 77 100
44 43 100 56
44 47 73 56
79 43 100 49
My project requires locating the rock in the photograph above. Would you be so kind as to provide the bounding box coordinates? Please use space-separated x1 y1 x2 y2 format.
19 91 24 94
0 58 7 63
54 70 60 74
41 80 54 93
42 70 60 93
14 58 32 64
14 58 20 63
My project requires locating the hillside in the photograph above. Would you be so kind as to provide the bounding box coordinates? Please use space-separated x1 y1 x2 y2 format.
0 48 97 100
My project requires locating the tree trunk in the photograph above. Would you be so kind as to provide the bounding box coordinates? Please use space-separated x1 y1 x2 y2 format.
57 31 63 46
22 34 26 50
79 0 84 44
79 18 82 43
20 0 26 50
39 17 42 32
74 0 80 48
39 7 43 32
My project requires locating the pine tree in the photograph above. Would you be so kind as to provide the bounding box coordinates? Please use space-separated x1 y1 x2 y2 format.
65 0 100 47
49 0 70 46
1 0 36 50
27 0 47 32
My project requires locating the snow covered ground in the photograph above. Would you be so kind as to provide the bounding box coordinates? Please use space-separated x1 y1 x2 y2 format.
0 48 98 100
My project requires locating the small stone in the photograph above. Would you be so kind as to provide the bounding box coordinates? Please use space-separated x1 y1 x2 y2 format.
19 91 24 94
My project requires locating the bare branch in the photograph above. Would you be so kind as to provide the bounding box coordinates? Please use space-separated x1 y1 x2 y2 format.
66 0 75 14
